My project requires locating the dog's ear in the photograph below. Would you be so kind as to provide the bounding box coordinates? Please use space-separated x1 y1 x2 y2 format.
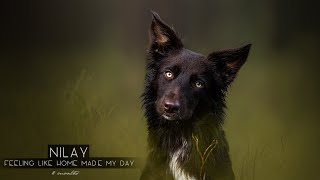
149 11 183 55
207 44 251 85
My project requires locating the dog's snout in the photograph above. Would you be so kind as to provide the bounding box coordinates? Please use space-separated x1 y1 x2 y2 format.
164 99 180 113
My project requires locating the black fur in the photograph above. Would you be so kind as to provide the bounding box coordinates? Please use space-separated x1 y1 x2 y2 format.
141 12 251 180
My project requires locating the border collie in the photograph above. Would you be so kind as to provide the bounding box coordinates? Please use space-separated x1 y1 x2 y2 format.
141 12 251 180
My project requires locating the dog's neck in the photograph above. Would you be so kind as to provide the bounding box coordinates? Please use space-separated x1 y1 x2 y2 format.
147 113 223 157
147 113 226 180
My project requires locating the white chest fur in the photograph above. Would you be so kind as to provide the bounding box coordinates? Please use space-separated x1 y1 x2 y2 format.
169 140 196 180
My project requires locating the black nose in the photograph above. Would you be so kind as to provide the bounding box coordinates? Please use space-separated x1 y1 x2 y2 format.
164 99 180 113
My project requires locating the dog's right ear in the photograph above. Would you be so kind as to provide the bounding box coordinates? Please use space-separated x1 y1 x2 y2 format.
149 11 183 55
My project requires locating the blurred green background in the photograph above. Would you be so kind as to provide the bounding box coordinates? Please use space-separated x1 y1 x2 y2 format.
0 0 320 179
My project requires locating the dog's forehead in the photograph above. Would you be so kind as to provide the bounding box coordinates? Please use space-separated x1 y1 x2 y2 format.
163 49 209 71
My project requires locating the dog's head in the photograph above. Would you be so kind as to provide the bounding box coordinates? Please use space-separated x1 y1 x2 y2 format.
143 12 251 122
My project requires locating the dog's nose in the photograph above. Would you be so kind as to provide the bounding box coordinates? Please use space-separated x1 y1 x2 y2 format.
164 100 180 113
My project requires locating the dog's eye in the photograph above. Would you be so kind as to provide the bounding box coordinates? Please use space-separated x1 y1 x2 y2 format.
195 80 204 88
164 71 174 80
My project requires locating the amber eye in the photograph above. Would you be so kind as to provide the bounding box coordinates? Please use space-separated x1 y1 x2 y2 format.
195 80 204 88
164 70 174 80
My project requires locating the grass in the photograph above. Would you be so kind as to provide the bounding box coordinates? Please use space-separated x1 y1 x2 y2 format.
192 133 218 180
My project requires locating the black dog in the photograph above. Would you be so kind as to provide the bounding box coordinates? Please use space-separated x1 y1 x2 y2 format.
141 12 251 180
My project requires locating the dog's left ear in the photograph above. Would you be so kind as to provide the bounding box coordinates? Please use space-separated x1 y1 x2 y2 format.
207 44 251 85
149 11 183 55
